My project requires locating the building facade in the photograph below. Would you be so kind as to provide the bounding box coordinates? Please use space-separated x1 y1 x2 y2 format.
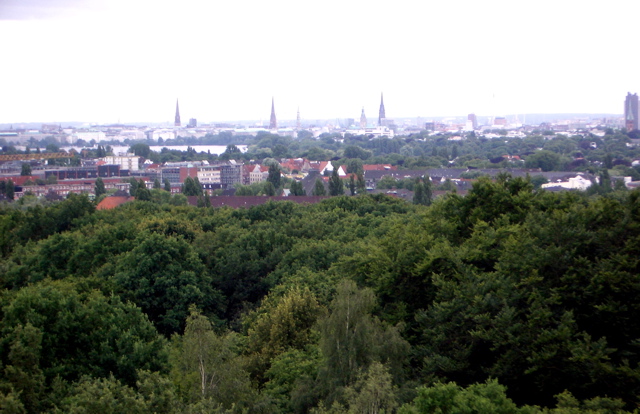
625 92 639 132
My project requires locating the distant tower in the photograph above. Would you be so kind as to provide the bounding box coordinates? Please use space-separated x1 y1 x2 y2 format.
360 107 367 128
174 99 181 127
378 93 386 126
467 113 478 129
296 106 301 131
269 97 277 130
625 93 639 132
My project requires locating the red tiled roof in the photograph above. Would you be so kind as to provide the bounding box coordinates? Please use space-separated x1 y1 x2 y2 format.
362 164 397 171
0 176 37 186
96 196 134 210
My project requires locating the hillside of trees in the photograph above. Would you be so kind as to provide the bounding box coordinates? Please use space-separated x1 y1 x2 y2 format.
1 177 640 412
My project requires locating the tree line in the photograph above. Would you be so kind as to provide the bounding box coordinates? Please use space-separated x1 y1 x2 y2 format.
1 180 640 412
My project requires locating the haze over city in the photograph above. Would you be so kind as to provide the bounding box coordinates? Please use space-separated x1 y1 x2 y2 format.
1 0 638 124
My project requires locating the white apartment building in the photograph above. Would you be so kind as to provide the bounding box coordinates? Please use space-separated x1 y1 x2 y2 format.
103 155 140 171
198 166 221 184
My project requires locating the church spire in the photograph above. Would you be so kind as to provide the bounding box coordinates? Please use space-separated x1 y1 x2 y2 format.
378 93 386 126
360 107 367 128
174 99 181 127
269 97 277 130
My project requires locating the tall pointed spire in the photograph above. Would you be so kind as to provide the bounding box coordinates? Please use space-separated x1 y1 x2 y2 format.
360 107 367 128
269 97 277 130
378 93 386 126
174 99 181 127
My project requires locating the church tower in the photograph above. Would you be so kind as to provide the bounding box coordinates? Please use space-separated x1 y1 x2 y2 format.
174 99 181 127
378 93 386 126
269 97 277 130
360 107 367 128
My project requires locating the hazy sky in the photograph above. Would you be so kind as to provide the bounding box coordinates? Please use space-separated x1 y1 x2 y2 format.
1 0 638 124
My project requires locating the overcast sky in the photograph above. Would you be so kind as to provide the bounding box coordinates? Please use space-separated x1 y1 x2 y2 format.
1 0 638 125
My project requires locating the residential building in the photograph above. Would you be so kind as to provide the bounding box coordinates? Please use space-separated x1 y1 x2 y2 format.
103 155 140 171
198 165 221 185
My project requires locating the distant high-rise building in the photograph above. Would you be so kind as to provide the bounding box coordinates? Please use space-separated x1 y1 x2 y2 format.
174 99 181 127
625 92 639 132
467 113 478 129
360 107 367 128
296 107 301 130
269 97 277 130
188 118 197 128
378 93 386 126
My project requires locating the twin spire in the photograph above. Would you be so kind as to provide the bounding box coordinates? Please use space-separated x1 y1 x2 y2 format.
360 93 386 128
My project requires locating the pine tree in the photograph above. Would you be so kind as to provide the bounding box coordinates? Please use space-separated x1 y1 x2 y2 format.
128 178 138 197
290 180 306 196
94 177 106 198
5 179 14 200
20 163 31 176
264 181 276 196
267 164 282 190
357 172 367 194
136 180 151 201
413 176 432 206
182 177 202 196
349 175 356 196
328 168 344 196
313 178 327 196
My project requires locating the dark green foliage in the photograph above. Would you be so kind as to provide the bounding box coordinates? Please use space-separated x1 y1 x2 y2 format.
356 172 366 194
0 280 167 411
135 180 152 201
20 164 31 176
349 175 356 196
525 150 562 171
289 180 306 196
129 143 151 158
264 181 276 196
113 232 223 336
2 176 640 412
129 177 139 196
181 177 202 196
412 176 432 205
5 179 14 200
267 164 282 190
328 168 344 196
94 177 106 198
313 177 327 196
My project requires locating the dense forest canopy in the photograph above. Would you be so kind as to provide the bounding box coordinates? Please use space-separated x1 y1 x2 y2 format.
1 177 640 412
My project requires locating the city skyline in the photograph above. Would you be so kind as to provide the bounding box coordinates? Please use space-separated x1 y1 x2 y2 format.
1 0 639 124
